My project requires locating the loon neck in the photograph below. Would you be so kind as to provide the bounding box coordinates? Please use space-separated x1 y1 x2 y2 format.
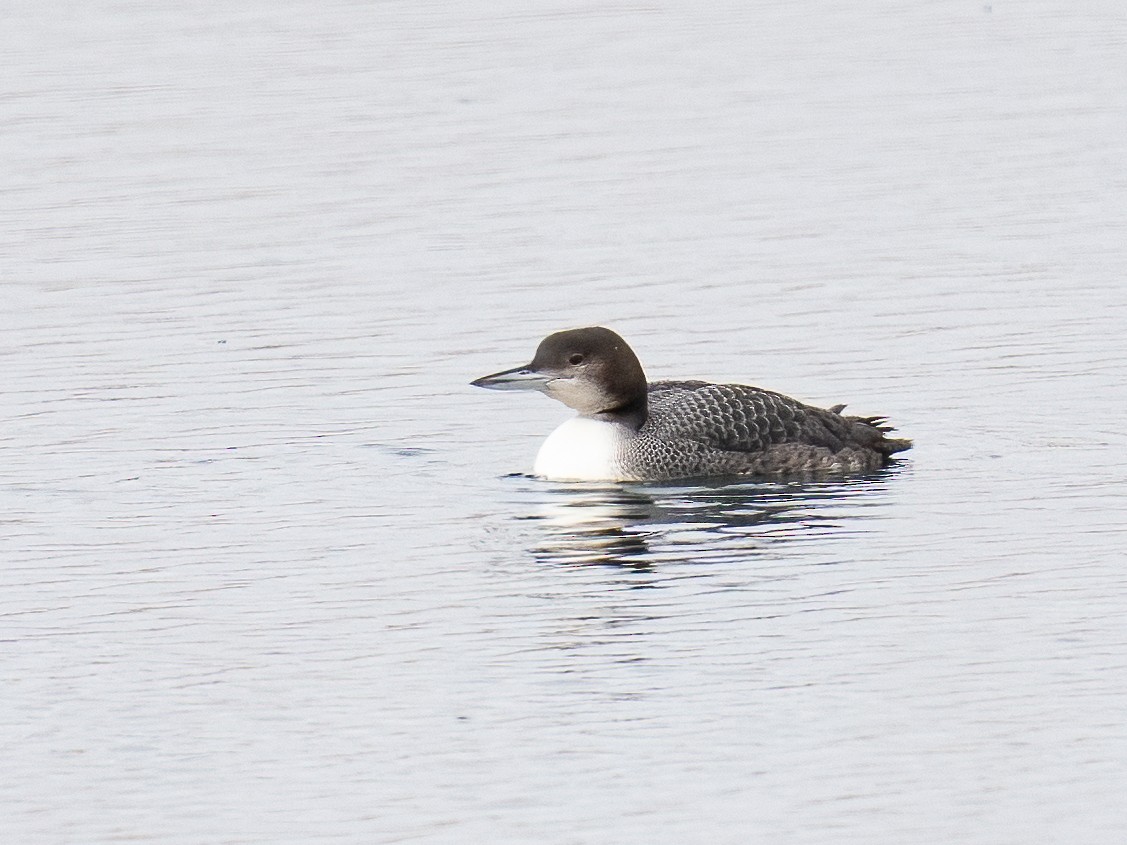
591 393 647 431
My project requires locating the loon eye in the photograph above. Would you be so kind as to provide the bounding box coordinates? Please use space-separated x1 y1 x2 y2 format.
568 353 584 366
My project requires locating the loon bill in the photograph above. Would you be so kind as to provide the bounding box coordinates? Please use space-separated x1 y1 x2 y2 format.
471 326 911 482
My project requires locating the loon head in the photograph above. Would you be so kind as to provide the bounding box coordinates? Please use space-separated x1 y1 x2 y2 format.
472 326 648 423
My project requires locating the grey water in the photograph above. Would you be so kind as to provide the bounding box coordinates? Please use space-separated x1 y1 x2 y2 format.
4 1 1127 843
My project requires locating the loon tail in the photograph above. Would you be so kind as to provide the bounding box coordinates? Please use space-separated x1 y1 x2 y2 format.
832 405 913 457
858 415 912 456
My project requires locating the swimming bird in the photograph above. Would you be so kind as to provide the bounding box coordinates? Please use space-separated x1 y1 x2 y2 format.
472 326 911 482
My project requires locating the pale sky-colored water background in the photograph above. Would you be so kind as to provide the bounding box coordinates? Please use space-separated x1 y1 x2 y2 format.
3 1 1127 843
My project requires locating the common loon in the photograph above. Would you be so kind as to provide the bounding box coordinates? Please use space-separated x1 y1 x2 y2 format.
471 326 911 482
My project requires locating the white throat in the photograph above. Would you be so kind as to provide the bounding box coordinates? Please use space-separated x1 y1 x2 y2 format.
533 416 631 482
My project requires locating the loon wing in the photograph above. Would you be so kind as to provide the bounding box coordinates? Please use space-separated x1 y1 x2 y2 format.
644 380 899 455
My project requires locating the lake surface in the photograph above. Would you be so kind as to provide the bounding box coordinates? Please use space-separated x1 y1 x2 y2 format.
4 1 1127 842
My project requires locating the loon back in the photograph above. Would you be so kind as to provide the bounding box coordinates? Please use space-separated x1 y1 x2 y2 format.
645 380 909 454
623 380 911 479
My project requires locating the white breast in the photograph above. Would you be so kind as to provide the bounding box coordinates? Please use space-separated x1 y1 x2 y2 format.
533 417 631 482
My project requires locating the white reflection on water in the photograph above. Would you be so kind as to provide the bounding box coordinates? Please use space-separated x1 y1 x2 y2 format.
521 472 902 569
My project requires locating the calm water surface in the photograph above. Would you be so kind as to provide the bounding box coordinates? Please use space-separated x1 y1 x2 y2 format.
4 2 1127 843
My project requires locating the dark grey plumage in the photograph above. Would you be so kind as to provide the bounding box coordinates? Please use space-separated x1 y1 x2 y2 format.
623 380 911 480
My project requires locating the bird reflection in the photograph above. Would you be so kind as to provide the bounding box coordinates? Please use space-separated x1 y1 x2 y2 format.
518 469 901 569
